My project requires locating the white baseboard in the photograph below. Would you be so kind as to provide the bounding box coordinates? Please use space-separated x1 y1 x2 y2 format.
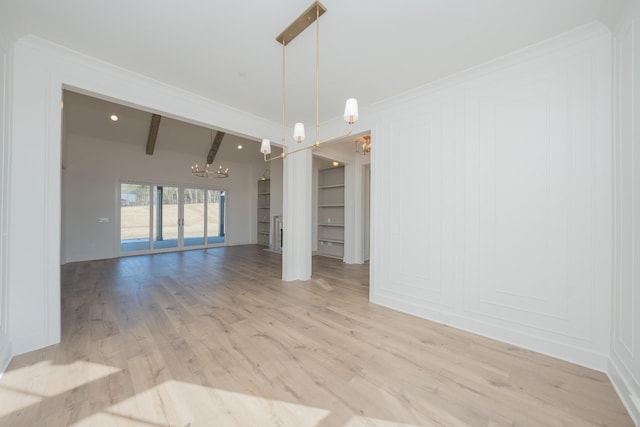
0 334 12 378
371 293 609 371
608 356 640 426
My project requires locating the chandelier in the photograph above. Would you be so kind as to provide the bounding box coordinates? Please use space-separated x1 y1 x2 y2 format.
191 129 229 178
191 164 229 178
260 1 359 162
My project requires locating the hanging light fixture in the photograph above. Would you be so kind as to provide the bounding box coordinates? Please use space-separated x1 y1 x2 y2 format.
191 129 229 178
191 164 229 178
260 1 359 162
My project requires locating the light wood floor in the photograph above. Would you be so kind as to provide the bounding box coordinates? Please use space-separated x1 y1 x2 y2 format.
0 245 632 426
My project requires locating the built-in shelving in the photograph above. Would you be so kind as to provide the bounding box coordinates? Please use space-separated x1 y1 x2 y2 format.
317 166 344 259
257 179 270 246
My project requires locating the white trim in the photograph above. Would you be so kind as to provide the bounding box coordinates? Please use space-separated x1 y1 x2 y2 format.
0 331 11 375
0 29 13 371
608 355 640 425
374 294 610 371
610 1 640 423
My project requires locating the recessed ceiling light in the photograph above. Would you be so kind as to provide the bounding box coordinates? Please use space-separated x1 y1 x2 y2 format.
237 145 243 150
110 114 119 121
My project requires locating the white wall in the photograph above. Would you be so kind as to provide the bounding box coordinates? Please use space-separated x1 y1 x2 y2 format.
610 0 640 423
0 33 12 374
63 133 265 262
366 23 613 371
8 35 282 355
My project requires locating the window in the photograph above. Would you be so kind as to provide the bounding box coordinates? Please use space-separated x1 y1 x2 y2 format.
120 182 225 254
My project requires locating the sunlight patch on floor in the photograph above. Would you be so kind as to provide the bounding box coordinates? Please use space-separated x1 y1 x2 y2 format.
0 360 120 397
0 360 121 418
344 416 423 427
1 360 428 426
74 380 329 426
0 386 41 418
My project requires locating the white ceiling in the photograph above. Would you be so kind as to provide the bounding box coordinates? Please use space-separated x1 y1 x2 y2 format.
0 0 628 128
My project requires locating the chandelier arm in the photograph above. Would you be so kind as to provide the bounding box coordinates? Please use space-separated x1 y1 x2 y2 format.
282 144 316 158
263 122 354 163
264 152 287 163
191 172 229 179
261 124 355 164
315 122 355 147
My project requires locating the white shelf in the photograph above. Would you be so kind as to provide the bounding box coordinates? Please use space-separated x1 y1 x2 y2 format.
317 166 344 259
319 238 344 244
317 240 344 258
257 179 270 246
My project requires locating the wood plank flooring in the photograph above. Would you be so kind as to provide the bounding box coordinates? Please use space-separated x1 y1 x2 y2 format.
0 245 633 426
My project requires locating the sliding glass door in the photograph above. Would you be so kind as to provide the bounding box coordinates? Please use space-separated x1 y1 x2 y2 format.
207 189 225 244
153 185 179 250
183 187 205 247
120 182 225 254
120 183 151 252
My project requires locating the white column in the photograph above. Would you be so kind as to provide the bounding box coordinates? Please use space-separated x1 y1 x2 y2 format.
343 163 357 264
343 155 370 264
282 149 313 281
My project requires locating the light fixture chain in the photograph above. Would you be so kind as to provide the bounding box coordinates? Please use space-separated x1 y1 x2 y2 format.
315 4 320 145
282 38 287 152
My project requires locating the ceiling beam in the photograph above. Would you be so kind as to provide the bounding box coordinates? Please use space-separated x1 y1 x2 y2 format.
207 131 225 165
145 114 162 155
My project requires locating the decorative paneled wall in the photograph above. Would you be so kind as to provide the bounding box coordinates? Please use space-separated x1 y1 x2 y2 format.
610 1 640 423
371 24 613 370
380 99 457 310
